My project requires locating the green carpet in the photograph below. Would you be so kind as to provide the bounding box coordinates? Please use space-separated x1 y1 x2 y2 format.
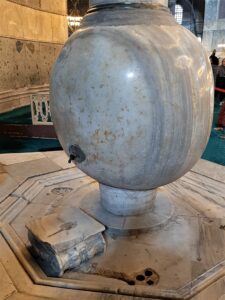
0 136 62 153
0 106 62 153
202 104 225 166
0 106 32 124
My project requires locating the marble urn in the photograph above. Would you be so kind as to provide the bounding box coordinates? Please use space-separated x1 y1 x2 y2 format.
50 0 214 217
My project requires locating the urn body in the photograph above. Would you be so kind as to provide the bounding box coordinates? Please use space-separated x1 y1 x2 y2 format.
51 4 214 191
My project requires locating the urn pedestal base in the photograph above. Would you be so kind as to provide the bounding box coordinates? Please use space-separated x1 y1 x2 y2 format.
82 186 174 235
99 184 157 216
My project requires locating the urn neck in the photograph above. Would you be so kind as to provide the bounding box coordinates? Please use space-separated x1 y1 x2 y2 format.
100 184 157 216
89 0 168 8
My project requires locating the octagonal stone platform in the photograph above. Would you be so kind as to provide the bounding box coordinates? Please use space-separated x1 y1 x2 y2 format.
1 151 225 300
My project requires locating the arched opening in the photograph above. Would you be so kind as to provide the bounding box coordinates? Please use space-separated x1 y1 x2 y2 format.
175 4 183 24
169 0 205 39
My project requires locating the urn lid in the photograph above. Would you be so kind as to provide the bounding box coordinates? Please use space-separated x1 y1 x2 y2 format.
89 0 168 7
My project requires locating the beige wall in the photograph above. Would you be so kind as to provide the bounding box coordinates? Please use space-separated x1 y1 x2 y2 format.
0 0 67 44
0 0 68 113
7 0 67 15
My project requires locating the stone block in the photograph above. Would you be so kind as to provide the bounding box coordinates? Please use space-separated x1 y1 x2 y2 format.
51 15 68 43
204 0 219 22
27 207 105 276
9 0 40 9
0 172 19 203
22 5 39 41
0 1 67 43
40 0 67 15
0 261 16 300
4 1 24 39
4 158 61 184
36 10 53 43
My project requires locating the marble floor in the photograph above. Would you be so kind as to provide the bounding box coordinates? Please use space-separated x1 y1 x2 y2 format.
1 151 225 300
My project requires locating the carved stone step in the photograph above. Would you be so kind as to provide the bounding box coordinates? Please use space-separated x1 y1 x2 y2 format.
26 207 106 277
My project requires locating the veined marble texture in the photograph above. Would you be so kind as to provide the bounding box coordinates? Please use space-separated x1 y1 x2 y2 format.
27 208 105 276
89 0 168 6
51 4 213 191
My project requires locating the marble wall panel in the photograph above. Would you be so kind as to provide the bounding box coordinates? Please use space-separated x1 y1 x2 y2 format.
8 0 40 9
22 5 40 42
0 1 67 43
204 0 219 22
51 14 68 44
212 30 225 53
0 37 63 92
202 30 213 52
5 1 24 38
37 10 53 43
8 0 67 15
40 0 67 16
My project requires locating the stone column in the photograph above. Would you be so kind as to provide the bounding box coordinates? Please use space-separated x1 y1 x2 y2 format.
202 0 225 59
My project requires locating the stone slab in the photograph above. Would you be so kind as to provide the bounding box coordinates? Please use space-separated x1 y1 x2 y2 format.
0 172 19 203
0 261 16 300
4 158 61 184
81 189 174 235
27 207 105 276
0 153 45 166
43 151 73 169
0 1 67 43
27 207 105 251
192 159 225 183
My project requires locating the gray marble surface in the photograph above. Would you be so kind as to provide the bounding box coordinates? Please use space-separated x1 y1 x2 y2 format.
27 207 105 276
89 0 168 6
51 5 213 194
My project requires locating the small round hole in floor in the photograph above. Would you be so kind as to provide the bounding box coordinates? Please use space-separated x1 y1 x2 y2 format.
145 270 153 277
127 280 135 286
147 280 154 285
136 274 145 281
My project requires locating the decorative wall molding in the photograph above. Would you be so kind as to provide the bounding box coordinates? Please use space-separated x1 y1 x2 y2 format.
0 85 49 113
0 85 49 103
